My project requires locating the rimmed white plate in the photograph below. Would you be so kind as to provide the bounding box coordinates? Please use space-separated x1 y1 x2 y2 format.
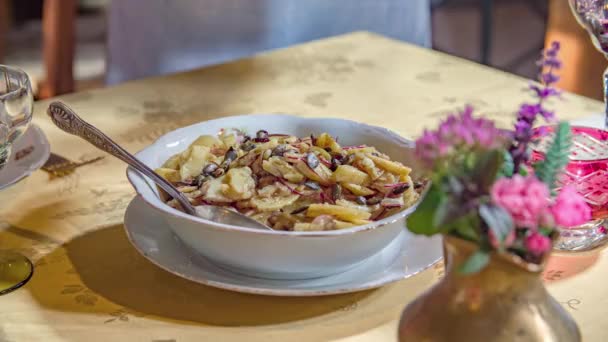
0 124 50 190
124 196 443 296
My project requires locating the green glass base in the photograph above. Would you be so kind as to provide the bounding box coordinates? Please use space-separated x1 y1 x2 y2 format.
0 251 33 295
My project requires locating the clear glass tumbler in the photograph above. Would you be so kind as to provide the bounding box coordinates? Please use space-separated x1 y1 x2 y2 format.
0 65 33 168
0 65 34 295
531 125 608 251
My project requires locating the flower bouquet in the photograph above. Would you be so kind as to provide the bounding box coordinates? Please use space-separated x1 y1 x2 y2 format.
407 42 591 273
398 42 585 342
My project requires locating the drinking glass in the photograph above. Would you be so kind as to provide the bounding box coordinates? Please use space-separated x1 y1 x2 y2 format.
531 126 608 251
0 65 34 295
0 65 33 167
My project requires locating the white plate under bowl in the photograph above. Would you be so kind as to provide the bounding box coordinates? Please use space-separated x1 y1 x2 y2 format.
0 124 50 190
124 196 443 296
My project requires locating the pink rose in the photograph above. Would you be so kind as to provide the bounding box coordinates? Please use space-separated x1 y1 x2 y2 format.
551 185 592 228
525 232 552 256
491 175 550 228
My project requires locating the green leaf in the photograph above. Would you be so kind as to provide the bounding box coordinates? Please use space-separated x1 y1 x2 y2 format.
534 122 572 189
447 176 464 196
455 223 479 242
518 165 529 176
538 227 554 236
407 185 445 236
431 195 451 228
472 150 503 191
479 204 514 246
458 250 490 274
498 150 514 178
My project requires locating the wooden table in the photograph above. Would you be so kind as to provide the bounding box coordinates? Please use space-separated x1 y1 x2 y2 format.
1 32 606 342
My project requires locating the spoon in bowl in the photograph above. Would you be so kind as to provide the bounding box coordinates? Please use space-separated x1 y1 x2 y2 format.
47 101 273 231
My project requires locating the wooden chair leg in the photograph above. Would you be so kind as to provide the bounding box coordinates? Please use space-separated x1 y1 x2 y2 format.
0 0 11 64
480 0 494 65
545 0 606 100
40 0 76 98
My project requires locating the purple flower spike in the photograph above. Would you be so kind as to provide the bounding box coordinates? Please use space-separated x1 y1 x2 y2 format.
510 40 562 172
542 72 560 85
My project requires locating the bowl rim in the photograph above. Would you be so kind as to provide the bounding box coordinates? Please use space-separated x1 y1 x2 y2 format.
126 113 423 237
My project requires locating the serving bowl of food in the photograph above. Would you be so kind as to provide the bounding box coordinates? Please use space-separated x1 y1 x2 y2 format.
127 114 427 280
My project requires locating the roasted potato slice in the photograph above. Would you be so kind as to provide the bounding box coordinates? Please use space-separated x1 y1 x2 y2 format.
341 182 375 196
368 154 411 176
295 160 333 186
220 133 237 148
343 146 377 155
190 135 224 149
251 194 300 211
155 167 181 183
223 167 256 200
355 154 384 180
201 175 232 203
263 157 305 183
162 155 181 170
335 199 373 212
310 146 332 161
180 145 212 181
315 133 341 153
306 203 371 222
331 165 370 185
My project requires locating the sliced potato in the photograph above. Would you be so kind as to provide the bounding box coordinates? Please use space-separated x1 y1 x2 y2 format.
404 190 420 208
344 146 377 155
251 194 300 211
220 134 237 148
341 182 375 196
263 157 305 183
180 145 212 181
251 140 279 154
257 184 278 197
315 133 341 152
223 167 256 200
162 155 181 170
155 167 181 183
306 203 371 222
332 165 370 185
350 219 372 225
368 154 411 176
355 155 384 180
310 146 332 161
334 220 356 229
201 175 232 202
190 135 224 149
295 160 333 186
177 185 198 193
335 199 373 212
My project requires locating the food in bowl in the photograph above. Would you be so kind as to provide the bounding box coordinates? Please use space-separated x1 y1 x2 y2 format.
155 128 424 231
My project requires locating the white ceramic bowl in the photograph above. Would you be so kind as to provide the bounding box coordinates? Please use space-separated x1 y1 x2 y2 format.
127 114 423 280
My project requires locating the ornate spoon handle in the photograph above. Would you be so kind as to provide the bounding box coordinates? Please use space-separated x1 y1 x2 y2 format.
47 101 197 215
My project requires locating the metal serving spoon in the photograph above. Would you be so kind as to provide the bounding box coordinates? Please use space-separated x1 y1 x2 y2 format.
47 101 273 231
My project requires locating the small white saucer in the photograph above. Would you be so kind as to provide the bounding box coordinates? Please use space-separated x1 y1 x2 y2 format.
0 124 50 190
124 196 443 296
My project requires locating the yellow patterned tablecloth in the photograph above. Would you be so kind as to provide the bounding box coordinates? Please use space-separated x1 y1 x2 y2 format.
1 32 606 342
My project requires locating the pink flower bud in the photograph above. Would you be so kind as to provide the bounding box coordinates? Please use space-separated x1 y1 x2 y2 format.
525 232 552 256
551 186 592 228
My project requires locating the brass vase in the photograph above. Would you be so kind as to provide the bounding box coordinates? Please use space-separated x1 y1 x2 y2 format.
398 236 581 342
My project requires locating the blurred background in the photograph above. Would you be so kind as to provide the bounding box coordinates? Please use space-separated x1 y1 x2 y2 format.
1 0 604 100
